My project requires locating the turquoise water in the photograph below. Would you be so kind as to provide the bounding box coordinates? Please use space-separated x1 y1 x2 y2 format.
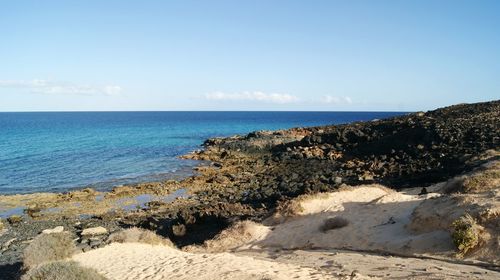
0 112 403 194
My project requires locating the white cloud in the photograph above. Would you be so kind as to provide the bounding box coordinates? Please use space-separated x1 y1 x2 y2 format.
206 91 299 104
322 95 353 104
0 79 122 96
102 85 122 95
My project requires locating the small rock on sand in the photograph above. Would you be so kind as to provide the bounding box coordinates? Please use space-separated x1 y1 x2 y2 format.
2 238 17 250
81 226 108 236
42 226 64 234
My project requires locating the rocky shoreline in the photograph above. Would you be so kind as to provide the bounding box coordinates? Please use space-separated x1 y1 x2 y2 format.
1 100 499 279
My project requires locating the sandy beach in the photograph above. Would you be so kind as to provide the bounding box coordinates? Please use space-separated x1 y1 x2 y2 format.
72 243 497 280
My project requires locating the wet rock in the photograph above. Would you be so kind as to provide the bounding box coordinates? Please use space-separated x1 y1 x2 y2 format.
25 206 42 218
7 215 22 225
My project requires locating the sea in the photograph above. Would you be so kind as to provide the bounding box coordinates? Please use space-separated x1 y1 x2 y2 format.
0 111 404 194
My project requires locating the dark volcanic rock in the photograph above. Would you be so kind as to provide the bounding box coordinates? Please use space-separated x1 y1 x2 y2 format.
193 100 499 200
268 101 499 188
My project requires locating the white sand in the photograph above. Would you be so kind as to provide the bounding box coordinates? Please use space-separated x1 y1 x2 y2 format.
72 242 498 280
73 243 367 280
241 249 498 279
257 185 455 256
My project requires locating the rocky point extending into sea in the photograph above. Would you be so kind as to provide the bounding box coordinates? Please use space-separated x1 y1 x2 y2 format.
0 100 499 279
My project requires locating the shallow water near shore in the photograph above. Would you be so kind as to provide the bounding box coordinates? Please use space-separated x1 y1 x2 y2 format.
115 188 189 211
0 188 190 218
0 111 404 194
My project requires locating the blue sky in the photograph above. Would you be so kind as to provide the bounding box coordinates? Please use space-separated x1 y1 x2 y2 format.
0 0 499 111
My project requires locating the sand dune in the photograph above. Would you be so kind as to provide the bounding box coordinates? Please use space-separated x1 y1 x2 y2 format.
258 185 455 257
72 241 499 280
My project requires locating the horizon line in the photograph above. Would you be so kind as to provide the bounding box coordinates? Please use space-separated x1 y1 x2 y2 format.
0 110 412 113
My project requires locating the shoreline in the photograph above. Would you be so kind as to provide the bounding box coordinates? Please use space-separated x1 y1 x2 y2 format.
1 100 499 279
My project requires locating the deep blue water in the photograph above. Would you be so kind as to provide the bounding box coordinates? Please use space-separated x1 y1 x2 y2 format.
0 111 404 194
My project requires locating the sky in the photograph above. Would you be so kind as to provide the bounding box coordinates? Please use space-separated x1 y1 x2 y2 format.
0 0 499 112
